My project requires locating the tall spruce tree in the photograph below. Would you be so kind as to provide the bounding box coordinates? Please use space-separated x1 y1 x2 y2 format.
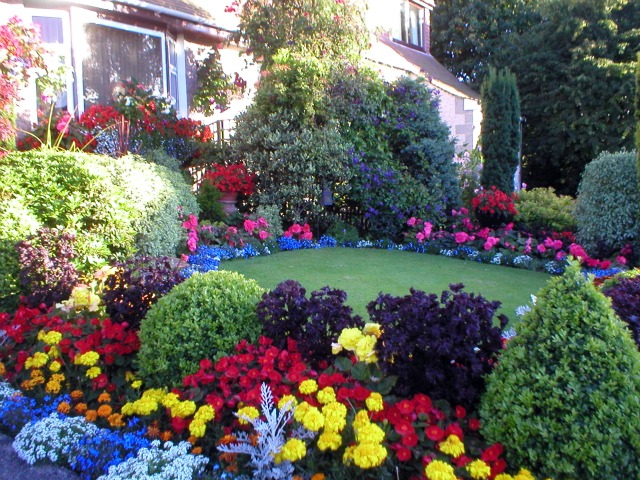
479 66 521 192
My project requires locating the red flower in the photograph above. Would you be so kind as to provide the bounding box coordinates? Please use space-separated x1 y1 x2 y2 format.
394 420 415 436
396 399 415 415
455 405 466 419
401 431 419 447
425 425 445 441
468 417 481 431
204 163 255 195
394 445 413 462
481 443 504 462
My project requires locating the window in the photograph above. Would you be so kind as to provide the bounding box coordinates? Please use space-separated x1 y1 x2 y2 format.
81 21 166 107
398 1 425 48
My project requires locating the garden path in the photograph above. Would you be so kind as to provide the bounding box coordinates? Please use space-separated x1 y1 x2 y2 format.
0 433 79 479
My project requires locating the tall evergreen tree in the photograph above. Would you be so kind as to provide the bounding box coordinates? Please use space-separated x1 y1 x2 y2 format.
480 66 521 192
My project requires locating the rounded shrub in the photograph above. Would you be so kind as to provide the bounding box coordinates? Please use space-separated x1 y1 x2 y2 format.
480 260 640 479
137 270 265 388
574 150 638 257
514 187 576 233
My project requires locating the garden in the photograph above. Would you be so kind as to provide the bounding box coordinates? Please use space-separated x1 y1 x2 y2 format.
2 6 640 480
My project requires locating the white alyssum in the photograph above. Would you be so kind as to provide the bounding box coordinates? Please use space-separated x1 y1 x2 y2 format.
12 413 99 465
0 381 20 402
97 440 208 480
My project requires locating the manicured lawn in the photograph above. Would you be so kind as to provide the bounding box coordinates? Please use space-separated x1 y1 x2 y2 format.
220 248 550 322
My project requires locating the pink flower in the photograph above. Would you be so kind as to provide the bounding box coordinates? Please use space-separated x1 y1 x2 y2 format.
187 236 197 252
462 218 474 231
283 231 292 238
484 237 499 251
416 232 425 242
552 240 563 250
537 244 547 254
504 222 514 231
407 217 418 227
56 113 72 134
422 222 433 239
569 243 587 260
181 214 198 230
244 219 257 233
290 224 303 235
475 228 490 240
180 254 189 262
258 230 269 241
616 255 627 265
523 237 532 254
454 232 470 244
459 207 469 216
257 217 269 229
301 231 313 241
600 260 612 269
556 251 567 261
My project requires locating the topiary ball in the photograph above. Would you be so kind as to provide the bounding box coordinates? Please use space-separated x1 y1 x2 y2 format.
480 260 640 479
137 270 265 388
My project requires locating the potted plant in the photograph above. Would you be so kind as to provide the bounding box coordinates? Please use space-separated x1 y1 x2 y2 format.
202 163 256 215
471 186 518 229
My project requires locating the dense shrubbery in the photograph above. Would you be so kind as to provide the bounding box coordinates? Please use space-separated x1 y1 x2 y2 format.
575 150 638 258
137 270 265 388
481 261 640 479
602 275 640 347
257 280 364 366
368 284 507 407
514 187 576 233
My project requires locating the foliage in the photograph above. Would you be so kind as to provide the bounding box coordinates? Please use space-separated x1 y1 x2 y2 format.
102 256 186 331
368 284 507 407
325 218 361 244
514 187 576 233
575 150 639 258
601 276 640 348
196 180 226 223
256 280 364 366
232 0 368 69
137 270 265 388
479 66 521 193
253 205 284 238
454 149 483 209
192 46 243 115
480 260 640 479
16 228 79 309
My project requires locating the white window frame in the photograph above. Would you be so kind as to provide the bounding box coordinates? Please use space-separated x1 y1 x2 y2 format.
397 0 425 49
71 12 167 114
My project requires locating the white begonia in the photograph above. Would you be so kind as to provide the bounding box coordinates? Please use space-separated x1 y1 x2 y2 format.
12 413 99 465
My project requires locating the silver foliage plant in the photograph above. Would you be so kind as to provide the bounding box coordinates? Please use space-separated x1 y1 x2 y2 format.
218 383 304 480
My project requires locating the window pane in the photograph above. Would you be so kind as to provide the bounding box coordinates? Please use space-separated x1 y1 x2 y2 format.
32 16 68 109
83 23 163 106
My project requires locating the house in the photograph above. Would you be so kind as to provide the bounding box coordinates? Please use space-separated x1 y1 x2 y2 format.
2 0 480 151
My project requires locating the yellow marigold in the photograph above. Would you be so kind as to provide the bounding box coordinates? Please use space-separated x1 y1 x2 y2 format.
280 438 306 462
162 392 181 408
352 410 371 430
74 403 88 414
439 434 465 458
20 379 35 390
494 474 514 480
108 413 125 428
25 352 49 369
70 390 84 400
352 442 387 469
237 405 260 425
51 373 65 383
355 335 377 363
362 323 382 338
343 445 355 465
125 371 136 382
85 410 98 422
301 406 325 432
467 459 491 480
189 420 207 438
294 401 311 422
142 388 167 402
57 401 71 415
514 469 536 480
86 366 101 379
97 404 113 418
45 380 61 394
47 346 60 359
317 429 342 451
98 392 112 403
316 386 336 405
425 460 457 480
355 422 385 445
48 360 61 372
194 404 215 423
298 379 318 395
131 380 142 389
321 402 347 432
41 331 62 346
365 392 384 412
278 395 297 411
30 369 44 379
74 351 100 366
337 328 363 351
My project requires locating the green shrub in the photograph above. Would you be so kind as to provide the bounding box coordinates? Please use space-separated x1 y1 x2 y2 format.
137 270 265 388
514 187 576 233
196 181 226 223
480 260 640 479
326 218 360 243
574 150 638 257
253 204 284 238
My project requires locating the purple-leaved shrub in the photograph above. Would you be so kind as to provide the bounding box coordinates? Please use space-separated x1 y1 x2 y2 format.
602 276 640 347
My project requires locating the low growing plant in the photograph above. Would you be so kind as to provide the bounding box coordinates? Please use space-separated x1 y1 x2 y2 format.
514 187 576 233
601 275 640 347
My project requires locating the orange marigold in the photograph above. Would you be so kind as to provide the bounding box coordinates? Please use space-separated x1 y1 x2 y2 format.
108 413 125 428
147 426 161 438
74 403 88 414
70 390 84 400
85 409 98 422
98 392 112 403
57 401 71 415
160 430 173 442
187 435 198 445
97 404 113 418
311 475 326 480
191 446 203 455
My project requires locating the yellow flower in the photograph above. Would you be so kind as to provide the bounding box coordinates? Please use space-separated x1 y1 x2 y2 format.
355 422 385 445
131 380 142 389
41 331 62 346
69 285 100 312
467 459 492 479
317 429 342 451
47 346 60 359
74 351 100 366
194 405 215 422
86 366 101 379
237 405 260 425
278 395 297 411
49 360 61 372
355 335 377 363
51 373 65 383
189 420 207 438
280 438 306 462
25 352 49 369
352 410 371 430
45 380 61 394
162 392 181 409
298 379 318 395
125 371 136 382
362 323 382 338
351 442 387 469
0 362 5 376
514 469 536 480
365 392 384 412
301 406 324 432
494 475 514 480
122 397 159 416
316 387 336 404
425 460 457 480
337 328 363 351
294 401 311 422
321 402 347 432
439 434 465 458
171 400 197 419
142 388 167 402
342 445 355 465
30 369 44 379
